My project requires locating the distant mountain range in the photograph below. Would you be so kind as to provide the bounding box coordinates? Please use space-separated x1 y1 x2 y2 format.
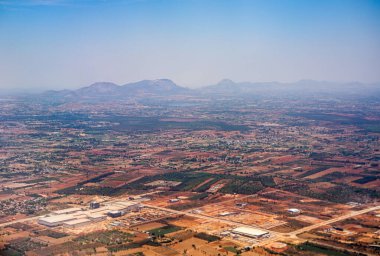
201 79 380 95
42 79 188 101
38 78 380 102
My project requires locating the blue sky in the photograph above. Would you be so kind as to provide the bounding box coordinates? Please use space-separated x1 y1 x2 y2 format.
1 0 379 91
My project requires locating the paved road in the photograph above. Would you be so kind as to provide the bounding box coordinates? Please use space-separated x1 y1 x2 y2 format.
0 215 41 228
289 204 380 236
255 204 380 246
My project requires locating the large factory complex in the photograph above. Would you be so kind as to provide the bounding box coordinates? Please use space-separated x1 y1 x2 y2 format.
38 201 140 228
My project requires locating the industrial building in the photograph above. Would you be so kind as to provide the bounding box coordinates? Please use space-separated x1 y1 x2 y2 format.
38 215 77 227
231 227 269 238
90 201 100 209
63 218 92 228
52 207 82 215
87 213 107 221
107 210 122 218
107 201 140 212
38 200 140 227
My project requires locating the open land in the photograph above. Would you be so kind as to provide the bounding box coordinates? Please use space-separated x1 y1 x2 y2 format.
0 90 379 256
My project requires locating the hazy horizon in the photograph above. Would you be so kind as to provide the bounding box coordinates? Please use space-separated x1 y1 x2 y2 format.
1 0 380 93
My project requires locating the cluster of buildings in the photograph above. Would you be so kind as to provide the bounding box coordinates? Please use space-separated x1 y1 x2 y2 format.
0 196 46 217
38 200 140 228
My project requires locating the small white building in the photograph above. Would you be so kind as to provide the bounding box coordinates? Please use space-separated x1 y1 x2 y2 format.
219 212 236 216
236 202 247 207
287 208 301 214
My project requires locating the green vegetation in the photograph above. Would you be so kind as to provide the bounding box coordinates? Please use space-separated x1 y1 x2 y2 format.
224 246 239 254
175 177 213 191
23 177 58 184
298 166 331 179
259 176 276 187
296 242 351 256
3 238 45 254
74 230 133 246
189 192 209 200
37 230 68 239
58 171 277 196
194 178 220 192
148 225 182 236
282 182 380 203
194 232 220 242
134 171 274 195
57 185 117 196
0 248 24 256
313 172 348 182
107 243 141 252
77 172 115 185
221 180 264 194
353 176 378 184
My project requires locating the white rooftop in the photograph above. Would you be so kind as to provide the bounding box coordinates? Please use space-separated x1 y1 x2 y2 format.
86 213 106 218
232 227 269 236
63 218 92 225
52 207 82 214
110 201 138 207
39 214 76 223
108 210 122 214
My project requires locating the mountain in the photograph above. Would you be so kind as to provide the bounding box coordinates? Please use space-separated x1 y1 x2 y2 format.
200 79 380 97
38 79 380 103
76 82 120 97
41 79 189 101
200 79 282 95
120 79 187 95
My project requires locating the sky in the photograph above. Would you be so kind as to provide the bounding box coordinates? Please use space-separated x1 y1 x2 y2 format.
0 0 380 92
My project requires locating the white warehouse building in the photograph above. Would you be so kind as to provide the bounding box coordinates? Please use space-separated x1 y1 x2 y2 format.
63 218 92 228
232 227 269 238
38 215 77 227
